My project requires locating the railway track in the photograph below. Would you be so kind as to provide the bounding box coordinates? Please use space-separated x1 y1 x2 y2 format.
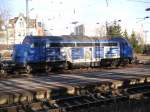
0 65 149 112
0 83 150 112
0 63 143 79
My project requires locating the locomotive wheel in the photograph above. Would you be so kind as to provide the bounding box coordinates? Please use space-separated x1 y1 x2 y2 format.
116 61 121 67
129 58 133 64
100 60 110 67
120 59 128 67
68 62 72 69
0 69 6 75
64 62 69 70
0 69 7 78
45 66 51 73
26 65 32 74
111 60 119 67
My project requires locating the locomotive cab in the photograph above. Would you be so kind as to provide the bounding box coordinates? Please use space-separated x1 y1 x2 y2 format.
111 37 133 65
12 44 30 72
12 36 49 73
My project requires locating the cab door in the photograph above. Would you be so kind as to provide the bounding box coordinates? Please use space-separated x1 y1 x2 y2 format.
12 44 29 64
39 40 46 63
84 47 93 62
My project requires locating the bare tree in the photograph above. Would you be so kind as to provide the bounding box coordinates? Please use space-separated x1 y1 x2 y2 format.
0 9 10 25
0 15 4 30
95 25 106 37
0 8 10 40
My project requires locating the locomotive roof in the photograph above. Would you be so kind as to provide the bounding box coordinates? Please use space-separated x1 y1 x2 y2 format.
48 35 97 41
24 35 97 42
24 35 127 43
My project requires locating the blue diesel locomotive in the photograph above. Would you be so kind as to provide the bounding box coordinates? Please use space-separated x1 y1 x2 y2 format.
1 35 133 73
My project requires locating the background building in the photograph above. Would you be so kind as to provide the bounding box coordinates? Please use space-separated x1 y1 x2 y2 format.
7 13 37 44
75 24 85 36
0 31 7 44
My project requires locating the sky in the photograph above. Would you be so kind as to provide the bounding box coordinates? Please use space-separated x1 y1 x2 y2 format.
1 0 150 43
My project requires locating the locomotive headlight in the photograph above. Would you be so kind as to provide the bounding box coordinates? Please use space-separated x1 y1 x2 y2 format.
61 52 66 56
60 49 66 56
46 43 50 48
60 49 65 52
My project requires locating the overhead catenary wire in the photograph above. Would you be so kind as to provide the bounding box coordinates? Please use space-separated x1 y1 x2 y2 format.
127 0 150 3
